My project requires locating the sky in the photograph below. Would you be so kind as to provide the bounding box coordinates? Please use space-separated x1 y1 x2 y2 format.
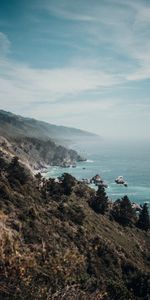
0 0 150 140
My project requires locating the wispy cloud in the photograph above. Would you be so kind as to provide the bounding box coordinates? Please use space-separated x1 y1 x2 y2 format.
48 6 94 22
0 32 10 56
0 32 123 110
0 59 121 106
37 0 95 22
41 0 150 82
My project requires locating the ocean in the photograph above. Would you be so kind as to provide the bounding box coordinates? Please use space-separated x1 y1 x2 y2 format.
46 139 150 208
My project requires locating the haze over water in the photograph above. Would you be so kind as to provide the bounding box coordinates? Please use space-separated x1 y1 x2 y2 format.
47 139 150 207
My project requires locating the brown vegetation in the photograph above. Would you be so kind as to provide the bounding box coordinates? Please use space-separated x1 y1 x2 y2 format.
0 156 150 299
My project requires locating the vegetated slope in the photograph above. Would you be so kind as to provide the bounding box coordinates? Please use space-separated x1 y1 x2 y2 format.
0 157 149 300
0 110 99 144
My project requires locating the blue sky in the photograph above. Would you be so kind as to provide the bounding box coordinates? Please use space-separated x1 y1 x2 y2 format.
0 0 150 140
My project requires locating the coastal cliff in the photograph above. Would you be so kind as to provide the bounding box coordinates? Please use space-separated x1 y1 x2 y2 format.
0 135 84 172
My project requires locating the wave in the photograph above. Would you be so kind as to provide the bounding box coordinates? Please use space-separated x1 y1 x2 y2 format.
86 159 94 163
110 192 137 196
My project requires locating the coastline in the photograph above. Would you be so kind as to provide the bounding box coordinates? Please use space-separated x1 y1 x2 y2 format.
42 157 150 208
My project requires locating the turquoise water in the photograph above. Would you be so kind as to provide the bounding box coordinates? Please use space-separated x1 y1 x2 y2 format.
46 139 150 207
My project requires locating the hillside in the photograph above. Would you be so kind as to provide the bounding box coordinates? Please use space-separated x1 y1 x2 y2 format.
0 110 98 145
0 156 150 300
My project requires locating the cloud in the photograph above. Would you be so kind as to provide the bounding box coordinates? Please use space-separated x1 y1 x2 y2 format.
0 32 11 57
123 0 150 24
0 59 121 105
91 1 150 81
48 6 94 22
38 0 95 22
0 32 123 110
31 0 150 84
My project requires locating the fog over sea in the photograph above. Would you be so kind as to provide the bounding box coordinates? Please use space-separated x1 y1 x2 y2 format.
47 139 150 208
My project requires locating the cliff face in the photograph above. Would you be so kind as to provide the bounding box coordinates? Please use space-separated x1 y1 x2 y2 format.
0 156 150 300
0 135 84 172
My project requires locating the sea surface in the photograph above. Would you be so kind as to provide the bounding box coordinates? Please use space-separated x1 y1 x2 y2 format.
46 139 150 207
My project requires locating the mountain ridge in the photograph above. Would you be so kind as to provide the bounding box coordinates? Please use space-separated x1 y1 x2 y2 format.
0 110 99 144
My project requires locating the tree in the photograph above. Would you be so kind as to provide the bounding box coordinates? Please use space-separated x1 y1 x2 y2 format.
112 196 135 226
7 156 29 185
60 173 76 195
0 155 8 171
45 178 63 199
89 185 109 214
35 172 42 181
10 156 19 167
137 203 150 231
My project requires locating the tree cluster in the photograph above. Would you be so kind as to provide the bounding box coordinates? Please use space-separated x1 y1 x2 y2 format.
89 185 150 231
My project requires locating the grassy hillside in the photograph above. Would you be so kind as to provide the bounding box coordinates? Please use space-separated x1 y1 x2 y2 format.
0 156 149 300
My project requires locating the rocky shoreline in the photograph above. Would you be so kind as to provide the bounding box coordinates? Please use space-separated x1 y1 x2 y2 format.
0 135 85 176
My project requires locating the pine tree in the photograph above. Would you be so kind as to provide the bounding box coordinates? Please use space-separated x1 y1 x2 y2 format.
7 156 29 185
137 203 150 231
90 185 109 214
60 173 76 195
